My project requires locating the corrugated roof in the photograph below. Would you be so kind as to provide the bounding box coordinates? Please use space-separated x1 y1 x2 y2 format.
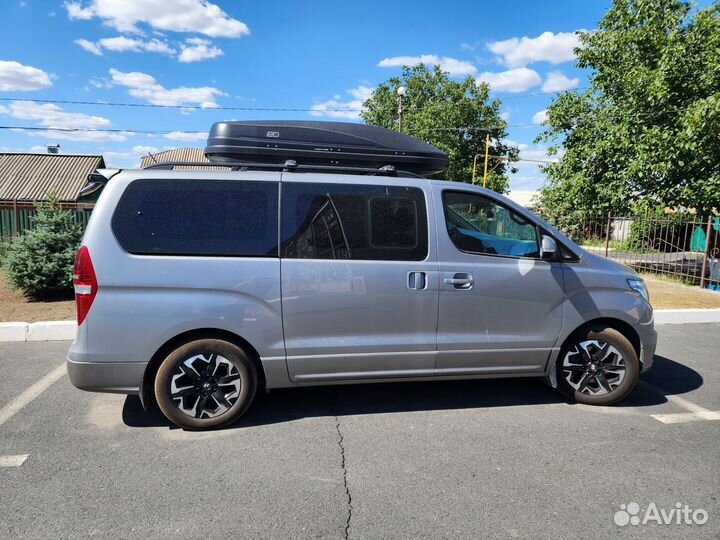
0 153 105 202
140 147 228 171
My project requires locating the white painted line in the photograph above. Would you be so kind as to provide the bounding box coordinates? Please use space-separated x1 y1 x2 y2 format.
666 393 715 415
0 364 66 428
645 385 720 424
0 454 28 467
651 411 720 424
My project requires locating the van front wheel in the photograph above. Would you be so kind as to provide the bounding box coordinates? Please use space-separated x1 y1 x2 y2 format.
556 327 639 406
154 339 257 430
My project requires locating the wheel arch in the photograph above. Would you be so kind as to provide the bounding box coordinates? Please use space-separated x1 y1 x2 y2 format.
563 317 641 360
140 328 266 411
546 316 642 388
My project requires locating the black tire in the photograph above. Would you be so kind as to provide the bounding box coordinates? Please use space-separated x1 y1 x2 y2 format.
556 327 639 405
154 339 257 430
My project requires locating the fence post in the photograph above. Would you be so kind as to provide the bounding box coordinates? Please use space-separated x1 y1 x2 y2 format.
12 198 19 238
699 215 713 289
604 213 611 258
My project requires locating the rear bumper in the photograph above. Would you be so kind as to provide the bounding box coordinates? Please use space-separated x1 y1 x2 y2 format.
66 355 145 394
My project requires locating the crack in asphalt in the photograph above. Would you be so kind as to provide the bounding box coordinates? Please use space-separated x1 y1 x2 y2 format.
334 415 353 540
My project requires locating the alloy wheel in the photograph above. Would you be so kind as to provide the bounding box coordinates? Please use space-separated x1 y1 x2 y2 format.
169 353 241 419
561 340 627 396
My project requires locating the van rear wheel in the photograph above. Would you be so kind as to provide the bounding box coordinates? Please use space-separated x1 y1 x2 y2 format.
154 339 257 430
556 327 639 406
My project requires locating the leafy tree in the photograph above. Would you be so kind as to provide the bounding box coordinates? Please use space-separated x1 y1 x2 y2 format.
537 0 720 226
5 198 83 298
361 64 518 192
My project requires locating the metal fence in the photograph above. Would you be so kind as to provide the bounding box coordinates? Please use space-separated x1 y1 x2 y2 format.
0 201 94 242
576 214 720 290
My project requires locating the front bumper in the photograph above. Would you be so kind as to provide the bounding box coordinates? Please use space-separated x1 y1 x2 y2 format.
639 324 657 373
66 356 145 394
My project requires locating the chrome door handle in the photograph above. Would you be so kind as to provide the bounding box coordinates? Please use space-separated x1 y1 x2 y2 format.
444 272 474 290
407 271 427 290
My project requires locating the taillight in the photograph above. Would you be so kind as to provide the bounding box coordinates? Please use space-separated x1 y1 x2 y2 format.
73 246 97 325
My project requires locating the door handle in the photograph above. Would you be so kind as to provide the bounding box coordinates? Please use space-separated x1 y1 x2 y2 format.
407 271 427 290
444 272 474 290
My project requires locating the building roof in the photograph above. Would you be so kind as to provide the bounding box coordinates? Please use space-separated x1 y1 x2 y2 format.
0 153 106 202
140 147 228 171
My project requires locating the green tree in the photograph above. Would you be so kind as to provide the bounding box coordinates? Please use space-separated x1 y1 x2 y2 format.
5 198 83 298
361 64 518 192
537 0 720 226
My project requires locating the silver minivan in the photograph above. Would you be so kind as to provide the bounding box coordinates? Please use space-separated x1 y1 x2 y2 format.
67 122 656 430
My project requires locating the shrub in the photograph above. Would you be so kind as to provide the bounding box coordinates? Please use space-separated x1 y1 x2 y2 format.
4 199 83 297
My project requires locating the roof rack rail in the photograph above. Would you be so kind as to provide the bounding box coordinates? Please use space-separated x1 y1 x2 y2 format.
142 159 425 178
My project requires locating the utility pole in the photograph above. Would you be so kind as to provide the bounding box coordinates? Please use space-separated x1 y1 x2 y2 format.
482 133 491 188
397 86 405 132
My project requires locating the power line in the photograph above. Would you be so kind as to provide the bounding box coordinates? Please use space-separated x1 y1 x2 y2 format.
0 96 345 112
0 123 544 135
0 87 590 112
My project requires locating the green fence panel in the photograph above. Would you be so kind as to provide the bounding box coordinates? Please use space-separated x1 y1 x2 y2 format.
0 205 93 242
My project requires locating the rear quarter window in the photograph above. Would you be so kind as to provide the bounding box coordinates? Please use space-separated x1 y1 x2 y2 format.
111 179 279 257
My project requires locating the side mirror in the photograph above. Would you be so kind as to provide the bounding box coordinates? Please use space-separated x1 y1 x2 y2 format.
541 235 558 261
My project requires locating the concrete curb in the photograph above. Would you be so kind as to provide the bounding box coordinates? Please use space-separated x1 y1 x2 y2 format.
0 309 719 342
654 308 720 325
0 321 76 342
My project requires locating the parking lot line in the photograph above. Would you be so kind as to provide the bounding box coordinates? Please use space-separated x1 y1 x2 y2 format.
0 363 66 428
0 454 28 467
650 390 720 424
651 411 720 424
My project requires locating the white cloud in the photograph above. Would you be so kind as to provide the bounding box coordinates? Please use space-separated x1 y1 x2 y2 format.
105 144 160 166
75 36 175 56
35 129 132 142
74 38 102 55
164 131 208 141
520 145 558 162
532 109 548 124
476 67 541 93
378 55 477 77
500 111 510 121
109 68 225 107
64 0 250 38
0 100 132 142
178 38 223 63
100 36 174 54
0 60 53 91
3 100 111 129
487 31 581 68
310 85 373 120
541 71 579 92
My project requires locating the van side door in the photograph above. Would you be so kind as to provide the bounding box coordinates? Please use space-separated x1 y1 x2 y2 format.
433 186 565 374
280 174 438 382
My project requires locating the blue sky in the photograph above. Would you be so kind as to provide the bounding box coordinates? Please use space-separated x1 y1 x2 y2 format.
0 0 615 192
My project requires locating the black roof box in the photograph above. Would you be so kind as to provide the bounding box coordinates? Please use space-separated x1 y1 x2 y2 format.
204 120 448 175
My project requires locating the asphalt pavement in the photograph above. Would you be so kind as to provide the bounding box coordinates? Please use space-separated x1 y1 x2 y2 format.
0 324 718 539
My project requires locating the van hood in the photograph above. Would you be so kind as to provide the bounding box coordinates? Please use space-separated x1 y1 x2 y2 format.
578 248 639 277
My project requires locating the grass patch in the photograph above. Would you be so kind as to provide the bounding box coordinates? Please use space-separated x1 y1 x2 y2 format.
641 273 720 309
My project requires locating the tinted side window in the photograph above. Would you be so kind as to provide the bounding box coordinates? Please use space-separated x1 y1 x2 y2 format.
281 182 427 261
443 191 540 258
112 179 279 257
